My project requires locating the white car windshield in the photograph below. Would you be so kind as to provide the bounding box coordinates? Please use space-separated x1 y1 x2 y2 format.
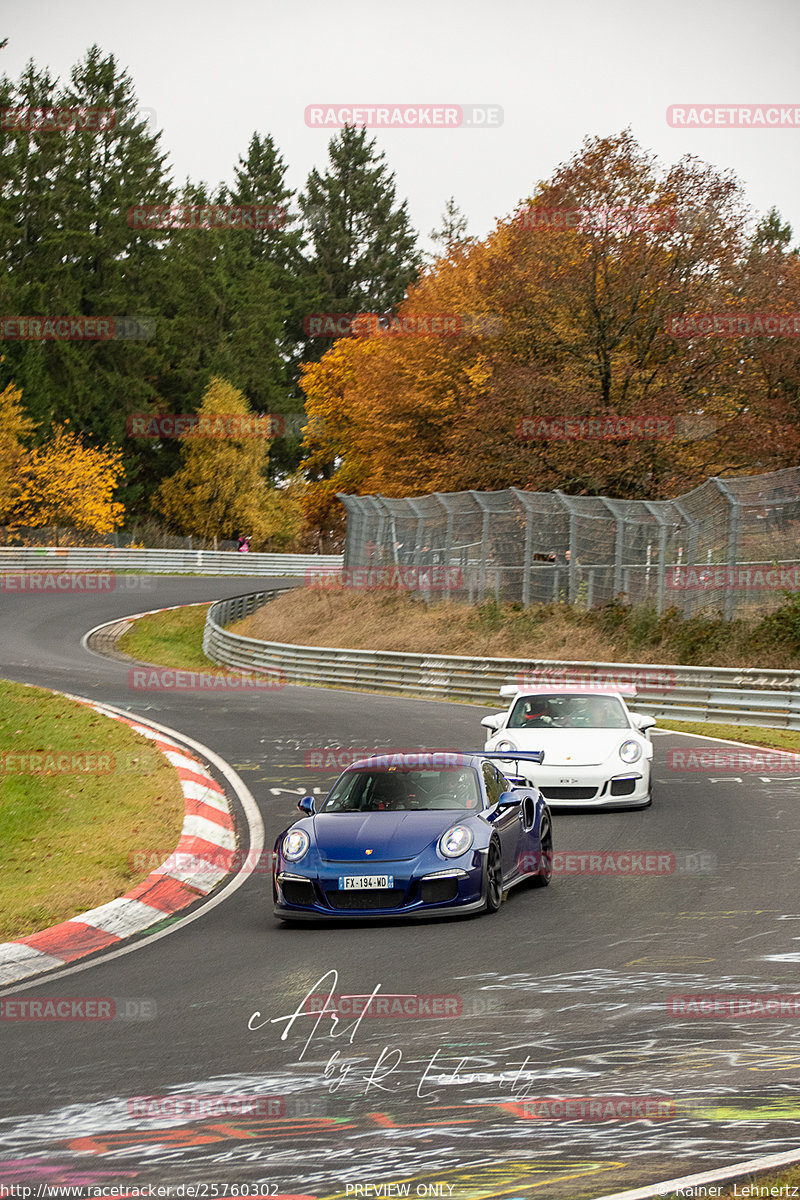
507 694 629 729
322 768 482 812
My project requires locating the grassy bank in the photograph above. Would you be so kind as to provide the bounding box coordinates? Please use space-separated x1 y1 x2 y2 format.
231 588 800 669
117 602 213 671
0 680 184 940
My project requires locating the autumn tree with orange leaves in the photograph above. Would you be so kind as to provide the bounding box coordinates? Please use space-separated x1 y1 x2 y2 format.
300 131 800 542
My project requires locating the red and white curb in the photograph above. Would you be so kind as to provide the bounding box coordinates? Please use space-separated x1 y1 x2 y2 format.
0 702 242 987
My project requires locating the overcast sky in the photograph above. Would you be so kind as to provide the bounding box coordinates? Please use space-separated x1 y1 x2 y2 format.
3 0 800 252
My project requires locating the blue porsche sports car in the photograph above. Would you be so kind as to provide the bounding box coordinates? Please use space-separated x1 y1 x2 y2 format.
272 751 553 920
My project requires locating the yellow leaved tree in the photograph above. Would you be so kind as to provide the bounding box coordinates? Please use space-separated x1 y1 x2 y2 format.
155 377 274 545
11 425 125 544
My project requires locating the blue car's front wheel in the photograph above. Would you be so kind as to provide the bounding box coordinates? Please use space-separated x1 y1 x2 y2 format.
484 839 504 913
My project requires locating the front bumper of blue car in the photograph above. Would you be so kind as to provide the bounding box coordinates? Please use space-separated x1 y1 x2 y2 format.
274 856 487 920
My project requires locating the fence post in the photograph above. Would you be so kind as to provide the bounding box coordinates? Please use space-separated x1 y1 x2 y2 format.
434 493 455 601
471 493 492 605
522 505 534 607
568 512 577 603
672 500 699 619
643 502 670 615
713 479 740 621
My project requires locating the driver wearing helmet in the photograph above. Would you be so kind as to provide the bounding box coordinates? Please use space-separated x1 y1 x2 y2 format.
452 770 478 809
522 697 553 727
430 770 478 810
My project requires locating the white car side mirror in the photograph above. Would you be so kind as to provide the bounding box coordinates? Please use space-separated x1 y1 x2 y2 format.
481 714 504 732
629 711 656 731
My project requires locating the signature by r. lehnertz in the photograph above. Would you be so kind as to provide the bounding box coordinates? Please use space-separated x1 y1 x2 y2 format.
248 968 534 1100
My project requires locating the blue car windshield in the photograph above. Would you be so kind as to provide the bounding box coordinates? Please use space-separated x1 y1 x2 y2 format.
322 768 482 812
508 694 629 729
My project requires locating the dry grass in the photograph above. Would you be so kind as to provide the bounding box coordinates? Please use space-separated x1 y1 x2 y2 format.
233 590 629 661
231 588 800 668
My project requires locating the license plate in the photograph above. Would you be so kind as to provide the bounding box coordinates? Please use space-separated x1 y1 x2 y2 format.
338 875 393 890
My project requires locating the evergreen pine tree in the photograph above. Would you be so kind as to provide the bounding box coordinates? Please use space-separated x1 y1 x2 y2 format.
299 125 421 365
430 195 471 250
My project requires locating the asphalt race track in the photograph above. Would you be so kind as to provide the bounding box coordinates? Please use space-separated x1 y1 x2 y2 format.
1 575 799 1198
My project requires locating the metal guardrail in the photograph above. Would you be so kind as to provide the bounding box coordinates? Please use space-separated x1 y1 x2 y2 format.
203 589 800 730
0 547 343 576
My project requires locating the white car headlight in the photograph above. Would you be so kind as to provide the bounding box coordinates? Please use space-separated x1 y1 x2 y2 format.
282 829 310 861
496 739 517 752
619 740 642 764
439 825 474 858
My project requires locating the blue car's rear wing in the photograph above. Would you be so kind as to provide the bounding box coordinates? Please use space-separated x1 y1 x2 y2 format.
478 750 545 765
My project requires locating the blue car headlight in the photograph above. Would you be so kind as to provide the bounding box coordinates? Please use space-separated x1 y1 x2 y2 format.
282 829 310 861
619 739 642 764
439 825 474 858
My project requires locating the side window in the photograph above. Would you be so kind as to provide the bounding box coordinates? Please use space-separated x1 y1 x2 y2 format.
482 762 505 806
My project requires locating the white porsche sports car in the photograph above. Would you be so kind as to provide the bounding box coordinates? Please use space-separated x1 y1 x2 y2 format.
481 686 656 809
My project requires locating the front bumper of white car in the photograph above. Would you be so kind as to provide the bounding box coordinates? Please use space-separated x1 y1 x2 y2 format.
491 759 651 808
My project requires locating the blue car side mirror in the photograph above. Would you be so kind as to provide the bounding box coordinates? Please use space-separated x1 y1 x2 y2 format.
298 795 316 815
496 791 522 809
